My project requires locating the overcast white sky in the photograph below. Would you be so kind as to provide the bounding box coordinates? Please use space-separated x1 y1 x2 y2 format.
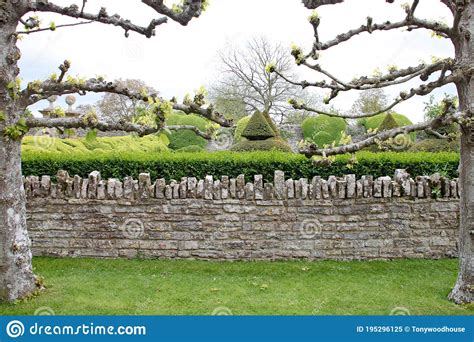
19 0 456 123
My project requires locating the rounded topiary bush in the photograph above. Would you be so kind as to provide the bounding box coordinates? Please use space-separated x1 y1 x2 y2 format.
165 112 215 150
361 112 413 130
312 131 333 147
168 129 207 150
231 137 293 152
301 115 347 147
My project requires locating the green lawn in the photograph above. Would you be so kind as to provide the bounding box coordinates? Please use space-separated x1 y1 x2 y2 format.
1 258 472 315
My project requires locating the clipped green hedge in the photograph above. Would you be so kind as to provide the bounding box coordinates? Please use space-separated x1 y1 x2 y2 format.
22 151 460 182
22 134 170 154
231 138 293 153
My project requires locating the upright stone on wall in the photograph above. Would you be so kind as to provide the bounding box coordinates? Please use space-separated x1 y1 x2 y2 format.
346 174 356 199
123 177 133 200
213 180 221 200
286 179 295 199
264 183 274 200
204 176 213 200
328 176 337 198
41 176 51 198
229 179 237 199
274 171 285 200
115 180 123 199
179 178 188 199
106 179 116 199
87 171 101 199
300 178 309 199
311 176 321 200
221 176 229 199
245 183 254 200
254 175 264 200
236 175 245 199
187 177 197 199
156 179 166 199
97 181 106 200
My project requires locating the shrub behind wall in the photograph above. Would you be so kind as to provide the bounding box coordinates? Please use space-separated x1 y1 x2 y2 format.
22 151 460 183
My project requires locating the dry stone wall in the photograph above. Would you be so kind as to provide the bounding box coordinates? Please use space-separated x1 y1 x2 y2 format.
24 170 460 260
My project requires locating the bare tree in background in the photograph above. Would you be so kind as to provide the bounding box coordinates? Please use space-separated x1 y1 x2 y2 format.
352 89 389 117
0 0 230 302
275 0 473 303
212 36 319 124
96 79 157 122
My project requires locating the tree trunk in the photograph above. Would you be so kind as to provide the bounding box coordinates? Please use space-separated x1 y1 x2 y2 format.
0 3 38 301
448 3 474 304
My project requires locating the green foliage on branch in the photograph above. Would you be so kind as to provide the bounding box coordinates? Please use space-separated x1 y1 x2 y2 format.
21 151 460 183
3 117 28 140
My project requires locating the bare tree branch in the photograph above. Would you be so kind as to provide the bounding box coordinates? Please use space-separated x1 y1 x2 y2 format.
303 0 455 14
25 116 159 137
26 1 178 38
166 125 212 139
21 72 232 127
303 1 452 58
288 71 460 119
16 20 93 35
274 58 454 105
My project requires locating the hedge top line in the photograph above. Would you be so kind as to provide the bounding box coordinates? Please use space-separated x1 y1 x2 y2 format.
21 151 460 182
24 169 459 202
